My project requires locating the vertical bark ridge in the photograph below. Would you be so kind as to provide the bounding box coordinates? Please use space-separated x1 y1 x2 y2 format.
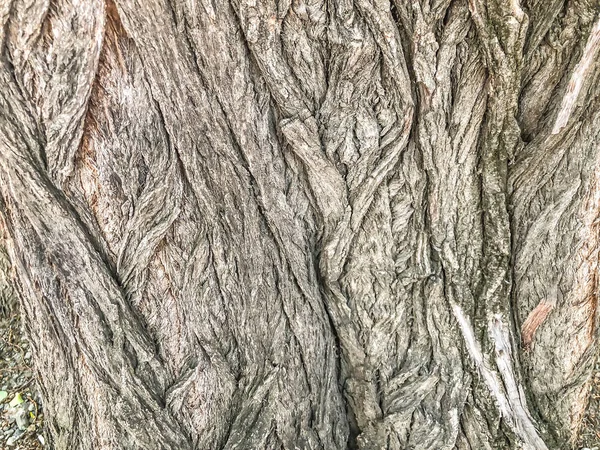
231 1 419 446
230 0 347 226
386 3 507 448
5 0 105 185
462 1 549 448
103 1 350 448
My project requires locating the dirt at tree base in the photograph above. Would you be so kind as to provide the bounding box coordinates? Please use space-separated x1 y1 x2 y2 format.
0 314 45 449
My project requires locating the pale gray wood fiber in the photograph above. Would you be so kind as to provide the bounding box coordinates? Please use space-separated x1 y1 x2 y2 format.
0 0 600 449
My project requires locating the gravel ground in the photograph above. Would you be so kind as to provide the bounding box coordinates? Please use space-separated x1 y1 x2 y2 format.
0 315 45 449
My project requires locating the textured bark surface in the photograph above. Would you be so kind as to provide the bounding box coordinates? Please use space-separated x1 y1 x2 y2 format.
0 234 17 318
1 0 600 449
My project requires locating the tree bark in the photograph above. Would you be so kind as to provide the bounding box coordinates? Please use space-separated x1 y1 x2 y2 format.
1 0 600 449
0 233 17 318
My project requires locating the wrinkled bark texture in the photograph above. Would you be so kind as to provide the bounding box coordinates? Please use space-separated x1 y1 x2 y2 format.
1 0 600 449
0 234 16 318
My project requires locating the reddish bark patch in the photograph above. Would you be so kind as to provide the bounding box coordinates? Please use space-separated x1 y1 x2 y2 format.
521 299 554 347
72 0 129 218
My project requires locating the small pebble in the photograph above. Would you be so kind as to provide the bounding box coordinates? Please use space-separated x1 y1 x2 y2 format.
6 429 23 446
13 407 29 430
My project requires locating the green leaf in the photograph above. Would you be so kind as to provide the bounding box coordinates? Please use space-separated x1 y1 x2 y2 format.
0 391 7 402
9 392 24 407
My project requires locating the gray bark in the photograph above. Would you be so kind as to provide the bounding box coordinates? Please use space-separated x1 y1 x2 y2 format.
0 232 17 318
0 0 600 449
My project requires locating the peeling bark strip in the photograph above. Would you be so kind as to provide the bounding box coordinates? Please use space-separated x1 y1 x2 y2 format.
452 305 547 450
1 0 600 449
552 16 600 135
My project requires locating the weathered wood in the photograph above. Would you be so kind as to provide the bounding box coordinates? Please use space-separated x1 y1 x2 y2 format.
1 0 600 449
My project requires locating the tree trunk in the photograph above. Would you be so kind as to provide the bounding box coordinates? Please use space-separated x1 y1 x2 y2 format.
0 232 17 319
1 0 600 448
